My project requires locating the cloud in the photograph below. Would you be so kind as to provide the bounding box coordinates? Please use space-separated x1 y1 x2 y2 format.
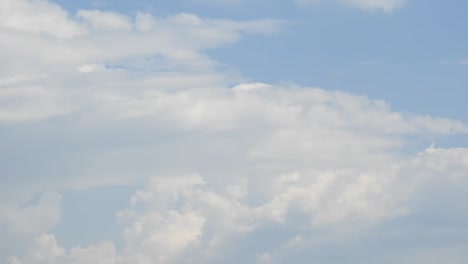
1 192 62 235
9 147 468 263
0 1 285 123
440 60 468 66
76 10 133 31
296 0 407 12
0 0 85 38
2 1 468 263
194 0 408 11
192 0 245 6
7 234 65 264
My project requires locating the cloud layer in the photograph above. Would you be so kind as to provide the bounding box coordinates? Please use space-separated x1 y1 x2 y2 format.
1 0 467 263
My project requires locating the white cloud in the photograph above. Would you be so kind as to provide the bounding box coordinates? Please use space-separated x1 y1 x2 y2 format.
10 147 468 263
77 64 107 73
1 1 468 264
76 10 133 31
341 0 406 11
296 0 407 12
10 234 65 264
192 0 245 6
196 0 407 11
2 192 62 235
68 242 120 264
0 1 284 123
0 0 85 38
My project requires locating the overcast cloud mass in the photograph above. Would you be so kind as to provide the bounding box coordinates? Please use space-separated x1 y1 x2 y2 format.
1 0 468 263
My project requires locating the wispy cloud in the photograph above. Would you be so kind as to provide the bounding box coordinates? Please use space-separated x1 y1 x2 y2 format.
193 0 407 12
438 60 468 66
296 0 407 12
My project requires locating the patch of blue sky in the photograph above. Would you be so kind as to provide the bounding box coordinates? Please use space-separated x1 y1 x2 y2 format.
206 0 468 119
52 185 136 250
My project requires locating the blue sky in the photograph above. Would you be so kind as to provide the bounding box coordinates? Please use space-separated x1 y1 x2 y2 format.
1 0 468 263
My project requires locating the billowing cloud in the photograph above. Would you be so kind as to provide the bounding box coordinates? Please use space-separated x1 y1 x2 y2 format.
1 0 468 264
0 0 285 123
9 147 468 263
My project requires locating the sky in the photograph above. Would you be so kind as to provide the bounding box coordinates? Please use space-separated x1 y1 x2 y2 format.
0 0 468 263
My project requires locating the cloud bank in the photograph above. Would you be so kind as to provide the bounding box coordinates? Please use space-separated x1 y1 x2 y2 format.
1 0 467 263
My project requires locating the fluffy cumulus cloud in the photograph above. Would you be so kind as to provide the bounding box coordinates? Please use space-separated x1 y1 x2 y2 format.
1 0 468 264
